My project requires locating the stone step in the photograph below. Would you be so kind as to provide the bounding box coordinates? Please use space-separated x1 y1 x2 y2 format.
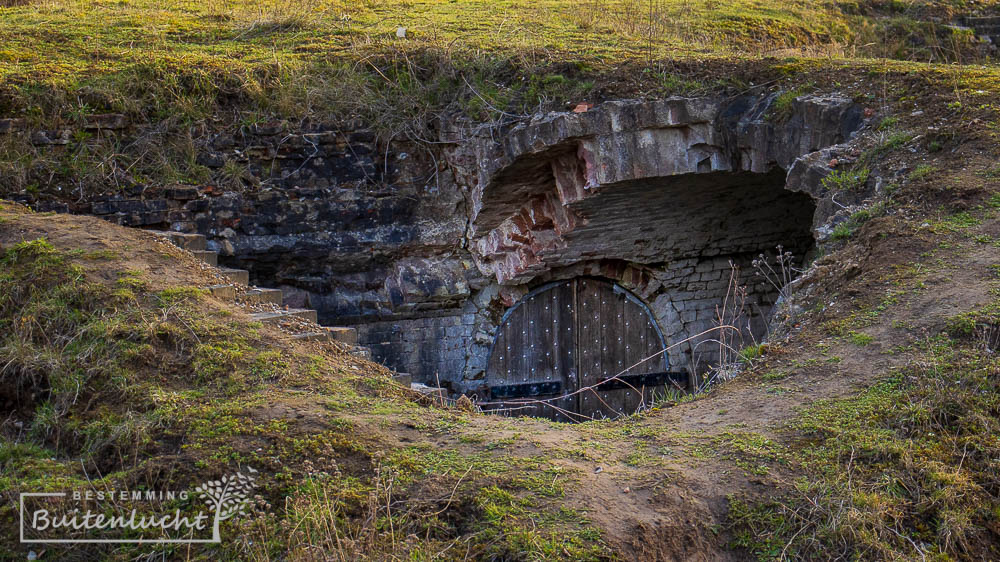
326 326 358 346
244 288 283 305
191 250 218 266
289 330 365 348
349 346 372 360
291 332 330 342
411 382 446 401
207 284 236 300
219 268 249 286
250 308 318 324
151 231 207 251
393 372 413 387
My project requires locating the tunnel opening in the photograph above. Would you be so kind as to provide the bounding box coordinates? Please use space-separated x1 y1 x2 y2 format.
479 168 818 420
194 95 859 410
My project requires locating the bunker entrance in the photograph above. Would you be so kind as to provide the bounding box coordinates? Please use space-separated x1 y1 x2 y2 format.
478 168 821 421
484 278 685 422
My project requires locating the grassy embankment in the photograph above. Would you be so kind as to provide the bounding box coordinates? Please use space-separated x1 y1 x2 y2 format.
0 0 996 196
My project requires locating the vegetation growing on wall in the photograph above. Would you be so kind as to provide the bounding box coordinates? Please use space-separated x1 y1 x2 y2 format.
1 0 999 199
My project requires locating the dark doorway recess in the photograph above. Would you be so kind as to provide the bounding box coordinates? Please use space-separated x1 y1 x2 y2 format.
484 278 685 421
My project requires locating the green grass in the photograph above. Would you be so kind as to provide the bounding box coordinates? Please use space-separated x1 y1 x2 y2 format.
830 200 889 241
728 338 1000 559
847 330 874 346
714 431 790 476
0 207 612 558
1 0 999 198
0 0 846 127
822 167 870 192
908 164 937 181
0 0 854 112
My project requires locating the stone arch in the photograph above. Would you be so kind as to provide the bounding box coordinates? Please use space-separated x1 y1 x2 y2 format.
448 93 864 395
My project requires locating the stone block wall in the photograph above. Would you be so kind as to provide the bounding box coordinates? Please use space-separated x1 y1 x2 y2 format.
354 312 478 389
10 92 868 396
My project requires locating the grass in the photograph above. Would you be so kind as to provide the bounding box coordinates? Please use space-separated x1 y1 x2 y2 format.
821 167 870 192
829 201 886 241
2 0 1000 197
847 330 874 346
714 431 790 476
728 335 1000 559
0 0 905 114
0 204 612 558
908 164 937 181
0 0 850 127
769 82 814 120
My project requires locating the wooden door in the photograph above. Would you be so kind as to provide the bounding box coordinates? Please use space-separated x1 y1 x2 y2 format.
485 281 578 421
576 279 668 419
485 278 676 421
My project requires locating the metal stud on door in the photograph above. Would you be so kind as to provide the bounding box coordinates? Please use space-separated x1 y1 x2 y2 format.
485 278 682 420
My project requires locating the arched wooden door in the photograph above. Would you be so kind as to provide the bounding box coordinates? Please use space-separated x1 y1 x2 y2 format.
485 278 682 421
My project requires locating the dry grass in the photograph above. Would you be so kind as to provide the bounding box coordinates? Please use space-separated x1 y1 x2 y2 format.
0 203 610 559
0 0 998 199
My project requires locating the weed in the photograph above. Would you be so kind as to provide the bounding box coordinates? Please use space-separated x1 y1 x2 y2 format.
760 370 788 382
936 211 981 232
877 116 899 131
847 331 874 346
822 167 870 192
740 343 765 363
830 221 854 241
861 131 915 164
769 84 813 121
908 164 936 181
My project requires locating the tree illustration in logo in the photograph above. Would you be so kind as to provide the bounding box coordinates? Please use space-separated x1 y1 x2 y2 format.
194 467 258 542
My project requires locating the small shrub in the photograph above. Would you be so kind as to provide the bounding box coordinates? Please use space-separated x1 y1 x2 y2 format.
740 344 765 363
830 222 854 241
822 167 870 192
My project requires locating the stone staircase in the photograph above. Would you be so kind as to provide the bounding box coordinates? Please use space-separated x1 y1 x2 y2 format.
149 230 370 357
149 230 453 395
